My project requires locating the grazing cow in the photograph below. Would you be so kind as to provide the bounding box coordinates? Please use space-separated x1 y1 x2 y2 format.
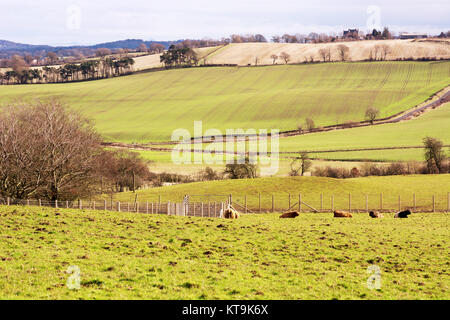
334 210 353 218
369 211 383 218
223 205 240 219
394 209 411 218
280 211 300 218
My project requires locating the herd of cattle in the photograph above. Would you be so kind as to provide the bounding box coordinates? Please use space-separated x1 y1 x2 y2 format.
221 204 413 219
279 209 413 219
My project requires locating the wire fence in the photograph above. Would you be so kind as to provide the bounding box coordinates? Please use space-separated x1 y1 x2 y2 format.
1 192 449 217
0 197 227 218
229 192 450 213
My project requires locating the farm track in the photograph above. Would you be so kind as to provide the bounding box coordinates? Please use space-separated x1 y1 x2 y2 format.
103 141 450 157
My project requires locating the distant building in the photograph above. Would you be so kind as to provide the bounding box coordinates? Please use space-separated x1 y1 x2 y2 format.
399 33 428 39
343 29 359 39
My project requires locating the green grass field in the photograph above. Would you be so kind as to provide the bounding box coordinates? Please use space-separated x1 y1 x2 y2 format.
102 175 450 212
1 61 448 143
0 205 448 299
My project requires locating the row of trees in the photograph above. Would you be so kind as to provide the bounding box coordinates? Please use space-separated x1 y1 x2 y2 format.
0 55 135 84
0 100 152 201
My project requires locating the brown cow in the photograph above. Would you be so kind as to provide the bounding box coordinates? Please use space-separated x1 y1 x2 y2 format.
369 211 383 218
223 205 240 219
279 211 300 218
334 210 352 218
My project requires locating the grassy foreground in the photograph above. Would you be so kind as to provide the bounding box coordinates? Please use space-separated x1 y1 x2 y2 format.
0 205 448 299
1 61 448 142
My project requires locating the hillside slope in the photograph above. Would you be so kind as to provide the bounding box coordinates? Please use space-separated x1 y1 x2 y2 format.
1 61 448 142
204 40 450 66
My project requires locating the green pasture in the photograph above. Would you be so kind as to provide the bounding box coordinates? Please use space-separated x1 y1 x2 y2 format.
0 205 448 299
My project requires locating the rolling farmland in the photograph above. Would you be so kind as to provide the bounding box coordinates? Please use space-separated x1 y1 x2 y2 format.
1 61 449 143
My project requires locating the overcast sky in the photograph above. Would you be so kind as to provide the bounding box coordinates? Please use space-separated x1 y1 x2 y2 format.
1 0 449 46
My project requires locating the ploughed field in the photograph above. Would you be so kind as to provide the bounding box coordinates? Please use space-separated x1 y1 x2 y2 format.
0 205 448 299
0 61 449 143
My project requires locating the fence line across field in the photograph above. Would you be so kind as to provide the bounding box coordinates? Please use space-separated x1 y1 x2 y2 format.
1 192 449 216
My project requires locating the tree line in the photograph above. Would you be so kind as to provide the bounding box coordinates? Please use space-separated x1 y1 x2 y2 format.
0 54 135 84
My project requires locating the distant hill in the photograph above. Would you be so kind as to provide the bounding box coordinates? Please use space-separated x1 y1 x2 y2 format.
87 39 180 50
0 39 182 58
0 40 52 51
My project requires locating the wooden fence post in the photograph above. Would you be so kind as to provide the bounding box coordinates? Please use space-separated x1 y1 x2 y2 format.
39 199 41 207
79 199 82 210
448 193 450 212
201 202 204 217
244 196 247 213
117 201 121 212
66 201 69 209
92 201 95 210
146 202 149 214
259 193 261 213
27 199 30 206
272 195 274 212
208 202 211 217
104 200 107 210
167 201 170 215
298 194 301 212
214 202 217 217
158 195 161 214
7 197 10 206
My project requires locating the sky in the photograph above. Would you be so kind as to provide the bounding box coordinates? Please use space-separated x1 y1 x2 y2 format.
0 0 449 46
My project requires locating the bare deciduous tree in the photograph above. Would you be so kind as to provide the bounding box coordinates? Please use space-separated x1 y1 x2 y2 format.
138 43 147 52
290 152 312 176
365 107 379 124
380 44 391 60
270 54 278 64
95 48 112 57
0 100 103 200
149 43 166 54
337 44 350 61
319 47 332 62
280 52 291 64
305 117 315 131
423 137 445 173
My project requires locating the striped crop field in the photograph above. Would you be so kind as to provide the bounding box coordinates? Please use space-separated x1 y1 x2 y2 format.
0 61 448 143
